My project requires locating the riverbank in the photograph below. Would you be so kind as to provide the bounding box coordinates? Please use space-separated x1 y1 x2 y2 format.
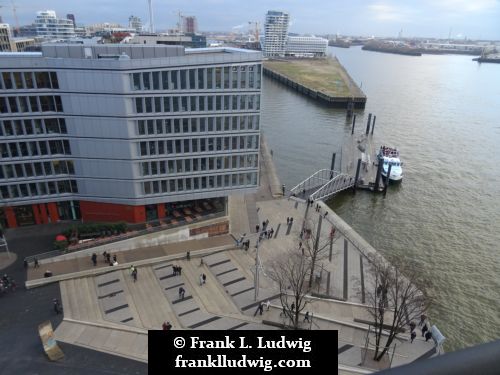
263 58 366 108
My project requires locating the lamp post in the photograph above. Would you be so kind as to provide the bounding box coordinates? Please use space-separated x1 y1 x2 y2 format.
254 235 260 301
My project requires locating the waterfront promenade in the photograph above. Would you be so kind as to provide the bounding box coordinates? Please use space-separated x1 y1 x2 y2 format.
16 138 436 372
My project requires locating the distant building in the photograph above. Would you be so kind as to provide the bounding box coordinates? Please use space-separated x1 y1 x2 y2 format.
263 10 289 57
33 10 75 40
129 15 143 32
0 24 12 52
285 36 328 57
66 14 76 28
12 37 37 52
182 16 198 34
0 24 37 52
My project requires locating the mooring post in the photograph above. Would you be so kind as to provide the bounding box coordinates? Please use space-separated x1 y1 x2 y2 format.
365 113 372 135
374 155 383 191
371 115 376 135
384 164 392 197
354 158 362 190
329 153 336 179
351 114 356 135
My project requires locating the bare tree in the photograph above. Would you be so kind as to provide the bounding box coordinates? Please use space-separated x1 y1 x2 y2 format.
268 248 310 329
302 215 336 288
365 253 430 362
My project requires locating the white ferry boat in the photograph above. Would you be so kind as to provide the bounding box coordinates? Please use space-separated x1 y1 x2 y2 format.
378 146 403 181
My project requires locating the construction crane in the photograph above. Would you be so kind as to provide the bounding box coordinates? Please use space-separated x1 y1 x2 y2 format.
0 1 19 34
248 21 259 42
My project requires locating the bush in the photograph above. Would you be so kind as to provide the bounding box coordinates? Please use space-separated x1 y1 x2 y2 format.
64 222 128 240
53 240 69 251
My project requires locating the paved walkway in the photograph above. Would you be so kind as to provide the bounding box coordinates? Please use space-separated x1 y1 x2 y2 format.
27 235 234 285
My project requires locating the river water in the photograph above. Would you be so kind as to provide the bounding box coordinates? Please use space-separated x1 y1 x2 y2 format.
261 46 500 352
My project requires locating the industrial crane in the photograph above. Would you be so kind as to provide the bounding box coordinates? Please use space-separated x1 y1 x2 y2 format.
248 21 259 42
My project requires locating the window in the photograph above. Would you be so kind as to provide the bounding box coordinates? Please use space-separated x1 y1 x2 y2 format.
190 96 197 111
24 72 34 88
198 68 205 89
9 143 18 157
35 72 51 88
50 72 59 89
215 67 222 89
2 73 12 89
142 162 149 175
189 69 196 89
232 67 238 89
147 120 154 134
207 68 213 89
224 67 230 89
142 72 151 90
0 98 8 113
152 71 160 90
19 97 29 112
171 70 178 89
39 141 48 155
145 97 152 113
162 71 169 90
135 98 144 113
155 97 162 112
132 73 141 90
55 96 63 112
163 97 171 112
180 70 187 89
8 97 18 113
140 142 147 156
13 72 23 89
29 96 39 112
138 120 146 135
199 96 205 111
39 96 53 112
181 97 187 112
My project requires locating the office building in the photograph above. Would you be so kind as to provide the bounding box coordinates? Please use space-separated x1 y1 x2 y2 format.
285 36 328 57
129 16 143 32
67 14 76 28
34 10 75 40
263 10 289 57
0 44 262 227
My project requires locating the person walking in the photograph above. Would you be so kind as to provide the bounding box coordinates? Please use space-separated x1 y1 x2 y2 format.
113 254 117 263
324 212 328 218
162 321 172 330
258 303 264 315
34 257 39 268
256 224 260 233
286 217 290 225
199 258 204 267
179 287 185 299
410 322 417 343
132 268 137 282
91 253 97 266
53 298 61 314
178 266 182 276
304 311 310 322
202 273 206 284
266 300 270 311
199 274 203 286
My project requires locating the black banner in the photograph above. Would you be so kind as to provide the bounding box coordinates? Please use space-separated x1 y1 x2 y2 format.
149 330 338 374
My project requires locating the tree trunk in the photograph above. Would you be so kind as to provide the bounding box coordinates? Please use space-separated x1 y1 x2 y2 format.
308 254 317 287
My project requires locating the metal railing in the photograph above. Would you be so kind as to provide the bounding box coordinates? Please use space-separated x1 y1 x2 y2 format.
291 169 355 201
378 339 500 375
310 174 355 201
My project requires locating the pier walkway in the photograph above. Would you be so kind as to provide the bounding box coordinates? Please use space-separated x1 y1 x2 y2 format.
290 169 355 201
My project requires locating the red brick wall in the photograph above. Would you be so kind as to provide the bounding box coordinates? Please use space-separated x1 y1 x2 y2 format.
80 201 146 223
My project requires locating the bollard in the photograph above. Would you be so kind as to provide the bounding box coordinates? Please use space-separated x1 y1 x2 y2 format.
329 153 336 179
371 115 376 135
354 158 362 190
351 114 356 135
384 164 392 197
365 113 372 135
374 155 383 191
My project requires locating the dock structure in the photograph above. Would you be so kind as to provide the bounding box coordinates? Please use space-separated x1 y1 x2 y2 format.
340 113 386 192
263 58 367 109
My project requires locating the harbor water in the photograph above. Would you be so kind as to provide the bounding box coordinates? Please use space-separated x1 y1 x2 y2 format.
261 46 500 352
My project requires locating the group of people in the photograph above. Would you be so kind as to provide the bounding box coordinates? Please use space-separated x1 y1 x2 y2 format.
172 265 183 276
409 314 433 343
254 300 271 316
286 217 294 226
101 251 118 266
0 274 16 295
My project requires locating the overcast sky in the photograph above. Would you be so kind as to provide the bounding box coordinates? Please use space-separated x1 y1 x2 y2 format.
3 0 500 40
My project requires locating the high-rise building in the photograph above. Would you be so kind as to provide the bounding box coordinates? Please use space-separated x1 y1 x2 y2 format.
0 24 12 52
67 14 76 28
0 44 262 228
182 16 198 34
128 15 143 32
263 10 289 57
34 10 75 39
